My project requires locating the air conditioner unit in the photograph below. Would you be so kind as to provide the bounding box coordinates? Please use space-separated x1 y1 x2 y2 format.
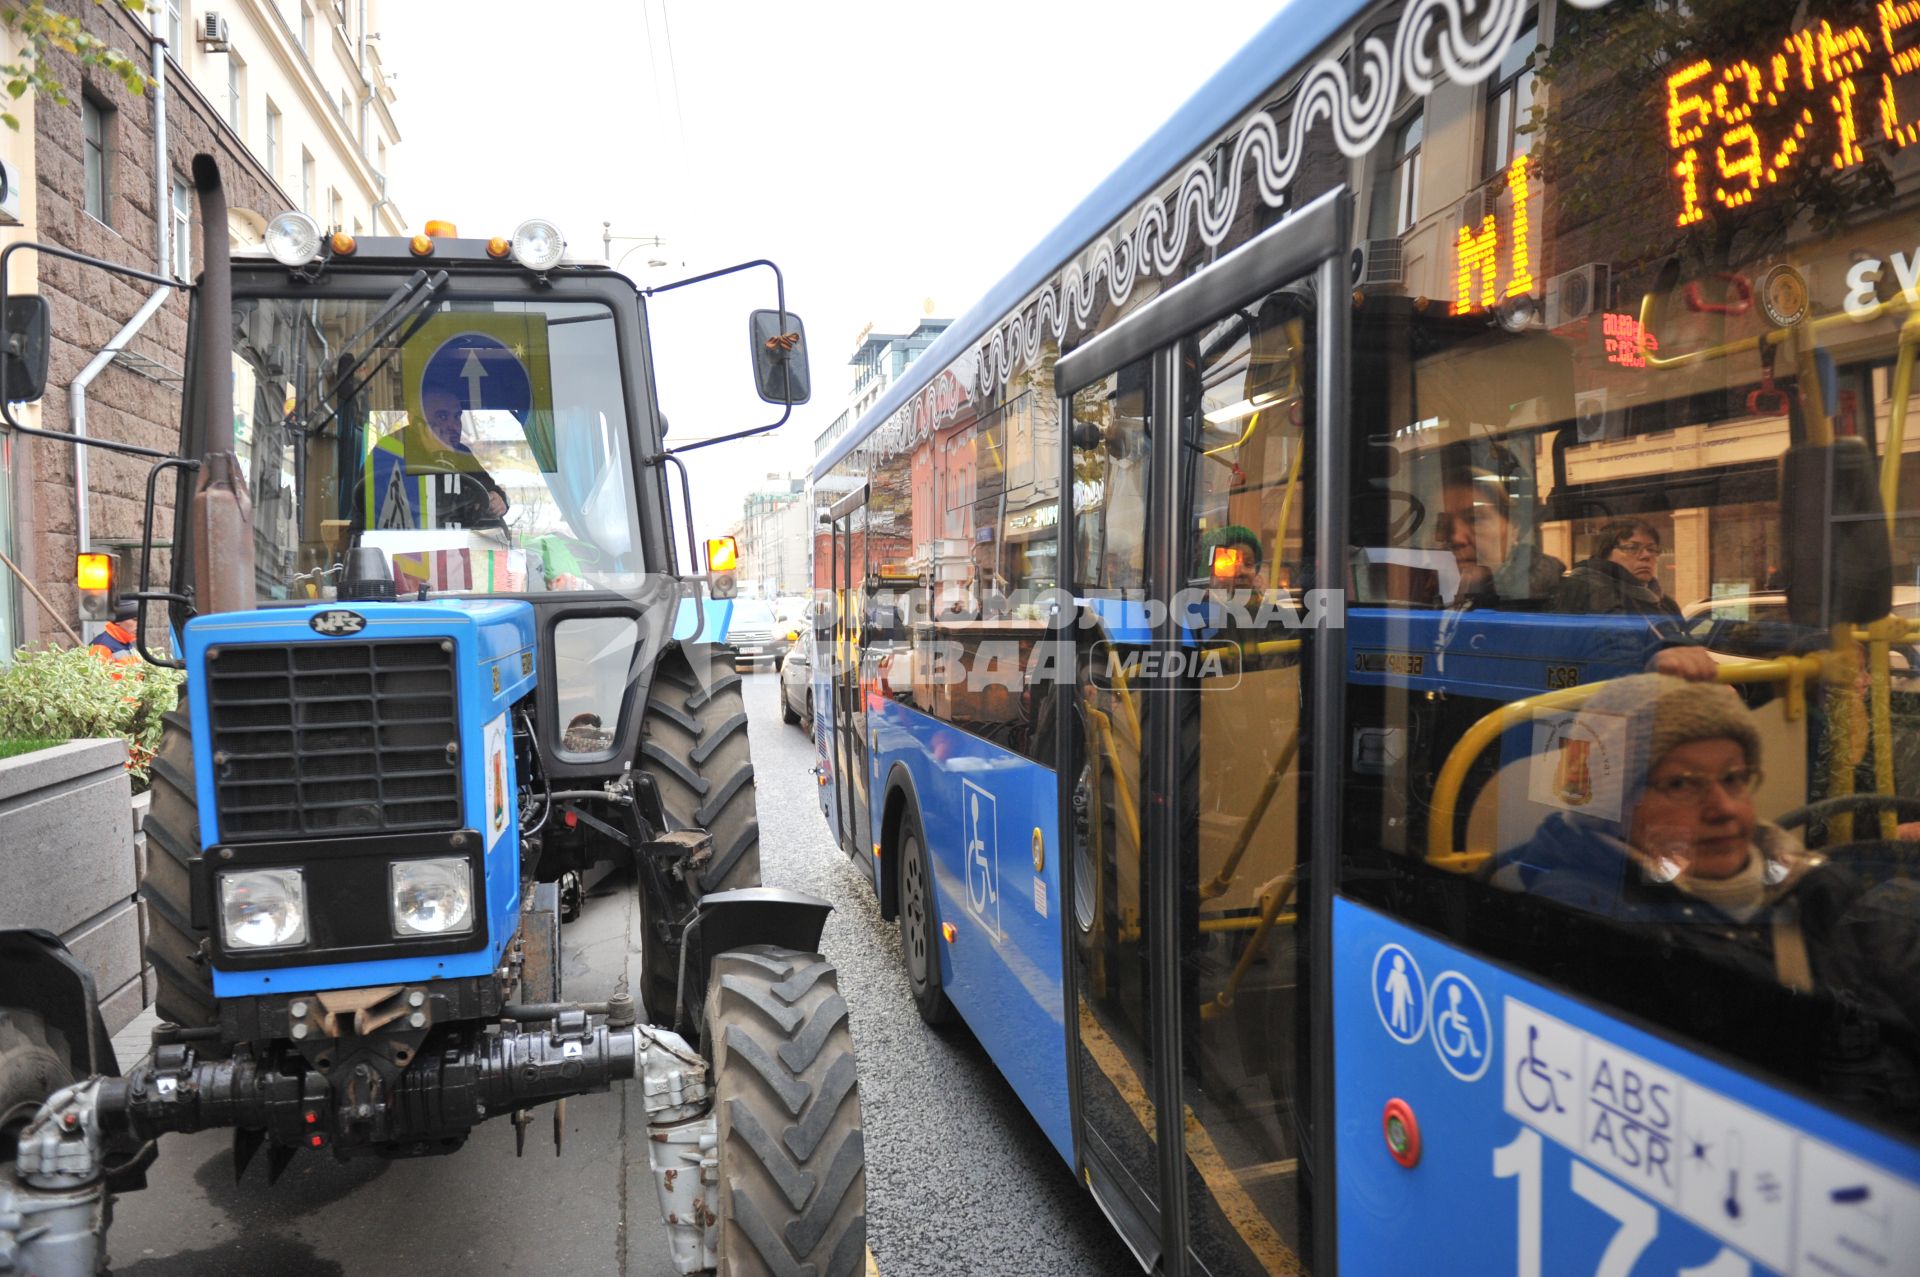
1546 263 1610 330
1574 388 1624 444
0 155 21 226
1457 187 1491 228
1354 238 1407 290
200 12 231 48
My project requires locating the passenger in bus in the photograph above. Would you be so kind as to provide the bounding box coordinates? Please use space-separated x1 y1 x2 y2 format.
1492 675 1920 1033
1548 519 1719 681
1436 446 1565 608
1552 519 1682 619
1199 524 1267 596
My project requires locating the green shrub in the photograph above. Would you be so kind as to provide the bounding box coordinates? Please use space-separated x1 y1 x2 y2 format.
0 647 184 791
0 737 65 761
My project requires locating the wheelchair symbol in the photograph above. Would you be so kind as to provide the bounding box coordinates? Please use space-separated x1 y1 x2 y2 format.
962 781 999 932
1514 1024 1571 1115
1427 972 1491 1082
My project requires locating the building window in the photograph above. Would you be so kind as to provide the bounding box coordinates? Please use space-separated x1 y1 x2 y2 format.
301 148 315 214
1369 111 1424 238
164 0 182 52
1482 20 1537 180
264 100 281 180
226 52 245 136
328 188 342 231
299 1 314 51
171 176 191 278
82 95 111 223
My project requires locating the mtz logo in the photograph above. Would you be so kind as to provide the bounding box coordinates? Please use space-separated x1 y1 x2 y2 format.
309 610 367 636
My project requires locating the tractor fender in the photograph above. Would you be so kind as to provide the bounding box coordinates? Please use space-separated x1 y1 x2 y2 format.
0 928 119 1080
693 888 832 965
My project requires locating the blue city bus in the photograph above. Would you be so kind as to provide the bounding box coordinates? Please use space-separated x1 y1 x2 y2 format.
811 1 1920 1272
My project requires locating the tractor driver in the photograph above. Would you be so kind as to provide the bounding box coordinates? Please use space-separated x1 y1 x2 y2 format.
353 388 511 533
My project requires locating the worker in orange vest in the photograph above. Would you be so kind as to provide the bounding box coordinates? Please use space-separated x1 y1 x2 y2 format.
90 600 140 659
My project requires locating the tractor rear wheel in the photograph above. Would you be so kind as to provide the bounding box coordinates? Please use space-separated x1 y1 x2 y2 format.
636 648 764 1023
705 946 866 1277
638 647 761 893
142 696 218 1032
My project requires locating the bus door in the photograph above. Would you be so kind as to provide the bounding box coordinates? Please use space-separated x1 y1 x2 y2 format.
828 485 874 867
1055 191 1349 1276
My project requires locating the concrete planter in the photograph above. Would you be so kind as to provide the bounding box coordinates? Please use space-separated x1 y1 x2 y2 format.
0 739 143 1033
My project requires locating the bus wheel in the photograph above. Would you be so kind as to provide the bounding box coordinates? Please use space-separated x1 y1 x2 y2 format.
706 946 866 1277
0 1007 71 1163
898 809 955 1025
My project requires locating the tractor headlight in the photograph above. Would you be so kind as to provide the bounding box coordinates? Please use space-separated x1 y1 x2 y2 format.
265 211 324 266
509 218 566 271
390 858 474 937
218 869 308 950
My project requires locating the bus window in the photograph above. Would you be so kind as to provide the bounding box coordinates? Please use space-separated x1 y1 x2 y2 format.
1341 0 1920 1138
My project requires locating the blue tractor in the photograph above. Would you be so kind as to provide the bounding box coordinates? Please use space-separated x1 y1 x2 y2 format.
0 158 864 1276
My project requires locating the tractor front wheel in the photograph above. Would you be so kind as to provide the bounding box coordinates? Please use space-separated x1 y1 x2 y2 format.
0 1007 71 1163
705 946 866 1277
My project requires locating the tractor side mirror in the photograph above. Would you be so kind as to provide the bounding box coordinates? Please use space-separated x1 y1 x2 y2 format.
3 295 51 403
749 309 811 406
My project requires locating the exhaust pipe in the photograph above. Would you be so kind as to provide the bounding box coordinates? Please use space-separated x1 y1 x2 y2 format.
186 154 255 618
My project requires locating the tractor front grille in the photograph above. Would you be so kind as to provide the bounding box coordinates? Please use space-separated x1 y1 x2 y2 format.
205 639 463 843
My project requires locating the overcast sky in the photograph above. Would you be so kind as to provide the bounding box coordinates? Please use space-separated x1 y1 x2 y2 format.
382 1 1281 552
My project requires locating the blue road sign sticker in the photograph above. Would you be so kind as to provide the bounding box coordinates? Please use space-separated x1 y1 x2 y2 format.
1372 943 1427 1045
1429 969 1491 1082
419 332 534 423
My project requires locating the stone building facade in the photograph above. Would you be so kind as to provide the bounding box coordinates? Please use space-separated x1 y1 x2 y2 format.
1 0 403 650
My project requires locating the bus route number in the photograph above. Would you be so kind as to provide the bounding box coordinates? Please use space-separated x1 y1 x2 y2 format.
1546 665 1582 690
1494 1128 1753 1277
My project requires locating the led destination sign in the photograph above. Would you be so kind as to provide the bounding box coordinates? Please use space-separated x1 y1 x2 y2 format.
1666 4 1920 227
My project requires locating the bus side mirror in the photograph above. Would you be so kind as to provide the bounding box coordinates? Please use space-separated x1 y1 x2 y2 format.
749 309 811 406
3 295 51 403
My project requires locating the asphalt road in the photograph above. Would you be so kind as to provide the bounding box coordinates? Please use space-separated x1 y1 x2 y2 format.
104 663 1136 1276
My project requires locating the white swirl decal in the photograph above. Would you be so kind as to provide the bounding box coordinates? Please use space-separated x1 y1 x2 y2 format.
946 0 1570 404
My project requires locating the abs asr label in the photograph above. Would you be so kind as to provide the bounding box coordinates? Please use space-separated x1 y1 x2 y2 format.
309 609 367 636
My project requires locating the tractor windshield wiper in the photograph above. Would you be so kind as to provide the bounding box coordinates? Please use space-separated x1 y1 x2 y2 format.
286 268 448 436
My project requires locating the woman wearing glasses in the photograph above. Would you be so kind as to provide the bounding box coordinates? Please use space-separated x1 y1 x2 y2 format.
1492 677 1920 1044
1551 518 1721 681
1552 518 1682 620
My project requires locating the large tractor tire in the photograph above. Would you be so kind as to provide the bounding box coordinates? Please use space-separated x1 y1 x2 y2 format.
0 1007 71 1163
635 648 763 1024
141 696 218 1032
638 647 761 893
705 947 866 1277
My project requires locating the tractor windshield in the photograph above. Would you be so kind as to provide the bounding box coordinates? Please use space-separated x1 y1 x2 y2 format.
230 293 645 600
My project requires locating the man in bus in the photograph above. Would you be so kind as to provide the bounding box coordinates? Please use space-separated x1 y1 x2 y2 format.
1435 443 1565 608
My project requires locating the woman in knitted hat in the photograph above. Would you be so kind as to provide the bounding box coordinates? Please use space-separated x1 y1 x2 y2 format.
1493 674 1920 1116
1495 675 1816 932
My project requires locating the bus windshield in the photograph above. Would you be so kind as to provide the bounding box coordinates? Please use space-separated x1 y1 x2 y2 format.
230 293 644 600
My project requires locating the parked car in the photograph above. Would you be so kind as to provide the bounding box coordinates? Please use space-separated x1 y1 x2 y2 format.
1681 587 1919 679
780 631 813 729
726 598 782 669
